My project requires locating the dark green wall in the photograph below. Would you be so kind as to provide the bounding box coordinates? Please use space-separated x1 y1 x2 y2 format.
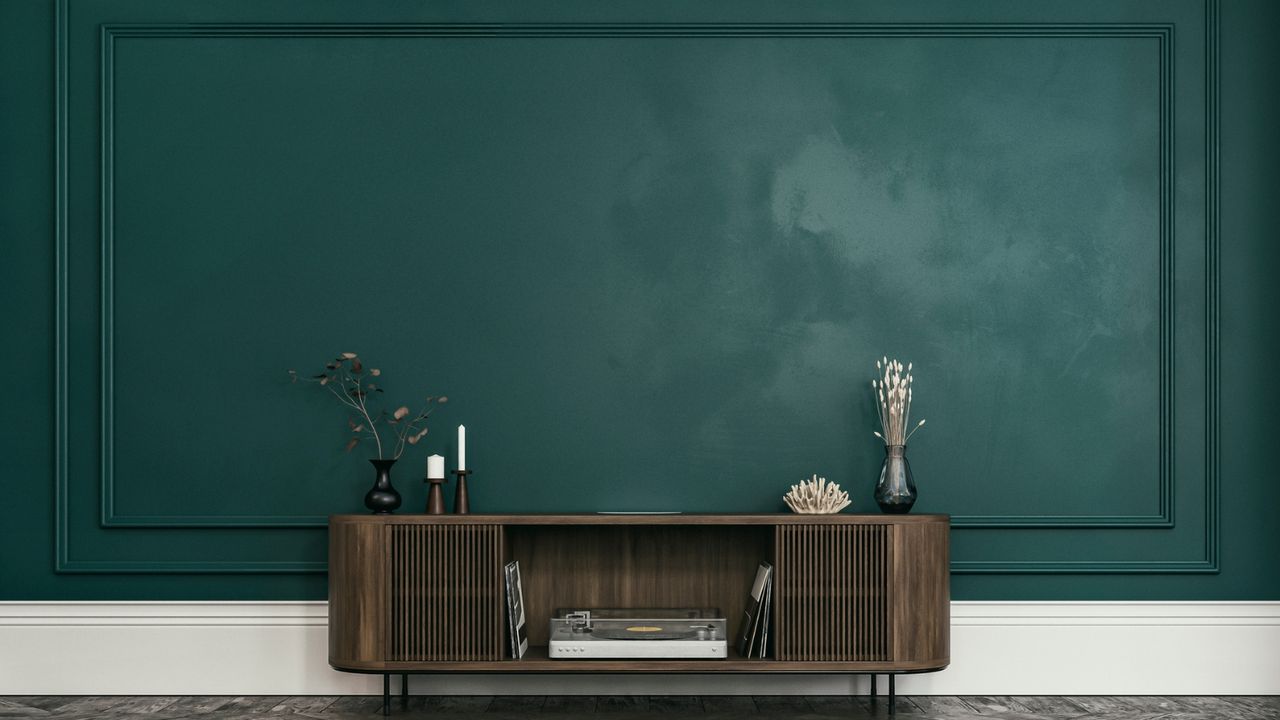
2 0 1277 599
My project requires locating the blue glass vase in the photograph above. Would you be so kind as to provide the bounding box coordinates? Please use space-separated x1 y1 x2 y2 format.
875 444 916 514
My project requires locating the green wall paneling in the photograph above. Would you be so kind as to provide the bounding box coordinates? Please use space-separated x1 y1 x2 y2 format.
91 24 1185 533
57 1 1218 571
10 0 1278 598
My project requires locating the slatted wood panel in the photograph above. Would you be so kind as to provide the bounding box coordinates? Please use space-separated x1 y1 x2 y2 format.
774 523 889 662
388 523 504 662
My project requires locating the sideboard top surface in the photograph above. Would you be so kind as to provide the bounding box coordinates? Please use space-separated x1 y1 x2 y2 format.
330 513 949 526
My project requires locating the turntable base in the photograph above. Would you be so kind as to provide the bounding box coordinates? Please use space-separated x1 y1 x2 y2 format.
548 609 729 659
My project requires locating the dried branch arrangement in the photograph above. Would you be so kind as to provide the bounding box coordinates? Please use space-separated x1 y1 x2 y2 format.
783 474 852 514
289 352 446 460
872 356 925 447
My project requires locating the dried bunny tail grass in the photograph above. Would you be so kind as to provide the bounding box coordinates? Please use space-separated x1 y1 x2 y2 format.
905 418 926 442
870 356 925 447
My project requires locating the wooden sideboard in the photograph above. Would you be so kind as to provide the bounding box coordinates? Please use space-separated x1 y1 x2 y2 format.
329 514 949 714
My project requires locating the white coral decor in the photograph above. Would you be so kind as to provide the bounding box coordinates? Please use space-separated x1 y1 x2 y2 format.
783 474 852 514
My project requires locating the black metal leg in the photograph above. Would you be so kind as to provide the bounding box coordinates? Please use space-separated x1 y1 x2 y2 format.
889 673 896 715
870 673 877 698
382 673 390 716
401 673 409 700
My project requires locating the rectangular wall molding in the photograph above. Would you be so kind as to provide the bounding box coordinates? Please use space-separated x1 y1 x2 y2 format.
55 11 1217 575
2 601 1276 695
90 21 1177 535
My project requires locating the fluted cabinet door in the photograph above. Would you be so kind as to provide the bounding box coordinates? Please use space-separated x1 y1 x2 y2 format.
330 520 505 667
388 524 505 662
774 524 891 662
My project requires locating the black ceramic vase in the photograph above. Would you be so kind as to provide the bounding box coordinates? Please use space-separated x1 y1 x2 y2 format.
875 444 917 514
364 458 402 514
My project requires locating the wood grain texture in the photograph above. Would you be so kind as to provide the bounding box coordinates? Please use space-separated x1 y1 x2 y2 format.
332 514 948 526
892 519 950 666
328 520 386 668
388 523 504 662
774 523 890 662
507 524 771 647
328 514 948 673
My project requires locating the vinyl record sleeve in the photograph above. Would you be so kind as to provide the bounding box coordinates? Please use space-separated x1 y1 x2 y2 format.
504 561 529 659
737 562 772 657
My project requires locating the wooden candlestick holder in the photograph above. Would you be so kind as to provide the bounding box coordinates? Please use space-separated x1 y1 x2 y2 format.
425 475 448 515
453 469 471 514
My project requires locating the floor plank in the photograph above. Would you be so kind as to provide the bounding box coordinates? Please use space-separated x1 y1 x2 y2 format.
700 696 757 716
1008 697 1087 716
97 697 181 716
0 699 50 719
648 697 704 714
1219 697 1280 718
1121 696 1208 714
852 695 918 718
0 695 1267 719
316 696 384 717
419 696 493 714
594 696 648 713
269 697 339 715
907 695 982 717
959 696 1035 715
752 697 812 714
1061 696 1141 714
1168 696 1262 719
27 697 135 717
803 695 863 718
540 696 598 714
155 697 236 716
215 697 288 715
485 696 545 713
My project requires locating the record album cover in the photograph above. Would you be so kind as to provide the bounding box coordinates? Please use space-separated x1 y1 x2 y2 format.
504 561 529 659
737 561 773 658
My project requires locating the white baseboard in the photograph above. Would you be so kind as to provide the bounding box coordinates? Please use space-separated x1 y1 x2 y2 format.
2 602 1277 695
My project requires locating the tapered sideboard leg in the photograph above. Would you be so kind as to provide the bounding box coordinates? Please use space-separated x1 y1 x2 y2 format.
870 674 877 698
382 673 390 716
401 673 409 701
889 674 896 714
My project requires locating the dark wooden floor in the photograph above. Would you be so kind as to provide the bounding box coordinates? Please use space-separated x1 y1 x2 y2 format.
1 696 1277 720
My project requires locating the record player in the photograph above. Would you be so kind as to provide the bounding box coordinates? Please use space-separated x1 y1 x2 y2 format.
548 608 728 659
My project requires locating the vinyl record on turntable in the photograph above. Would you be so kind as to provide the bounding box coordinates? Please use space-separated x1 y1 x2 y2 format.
591 625 698 641
548 608 728 659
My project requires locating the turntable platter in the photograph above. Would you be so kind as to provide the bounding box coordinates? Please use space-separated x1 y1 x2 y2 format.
591 625 698 640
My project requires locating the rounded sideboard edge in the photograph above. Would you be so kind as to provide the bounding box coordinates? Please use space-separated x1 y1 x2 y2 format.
329 513 949 673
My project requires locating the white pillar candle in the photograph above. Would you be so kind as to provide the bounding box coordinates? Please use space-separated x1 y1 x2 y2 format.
457 425 466 471
426 454 445 480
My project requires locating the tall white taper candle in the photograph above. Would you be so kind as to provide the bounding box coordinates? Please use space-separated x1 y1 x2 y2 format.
457 425 466 471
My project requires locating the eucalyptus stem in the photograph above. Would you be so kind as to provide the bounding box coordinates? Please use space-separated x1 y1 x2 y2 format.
289 353 446 460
